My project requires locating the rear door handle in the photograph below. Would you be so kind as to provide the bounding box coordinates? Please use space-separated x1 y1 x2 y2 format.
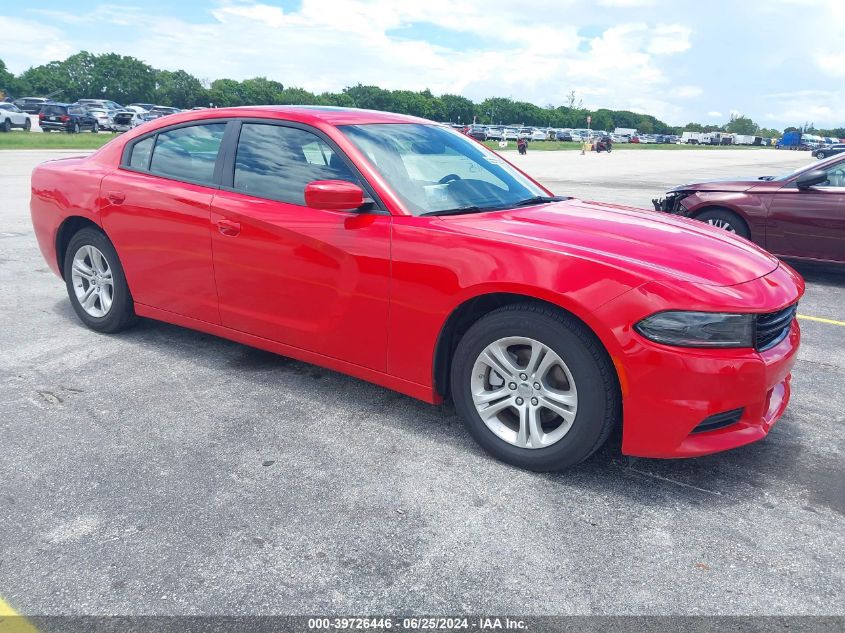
216 218 241 237
107 190 125 205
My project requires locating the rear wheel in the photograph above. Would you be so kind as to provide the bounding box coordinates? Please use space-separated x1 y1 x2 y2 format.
70 122 80 134
816 151 827 159
64 228 136 333
450 304 619 471
91 122 99 133
23 118 31 131
695 208 750 239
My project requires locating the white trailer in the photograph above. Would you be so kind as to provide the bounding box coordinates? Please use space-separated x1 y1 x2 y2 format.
681 131 702 144
614 127 637 137
733 134 756 145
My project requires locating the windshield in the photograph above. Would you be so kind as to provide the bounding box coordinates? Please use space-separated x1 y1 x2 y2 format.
339 123 547 215
772 153 844 181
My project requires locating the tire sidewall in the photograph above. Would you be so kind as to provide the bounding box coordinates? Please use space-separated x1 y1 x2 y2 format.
451 309 615 471
64 228 134 333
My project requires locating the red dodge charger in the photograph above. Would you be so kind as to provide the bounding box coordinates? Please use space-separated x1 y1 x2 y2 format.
31 106 804 470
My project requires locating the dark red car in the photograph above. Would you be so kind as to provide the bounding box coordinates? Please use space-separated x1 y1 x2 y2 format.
653 154 845 265
31 106 804 471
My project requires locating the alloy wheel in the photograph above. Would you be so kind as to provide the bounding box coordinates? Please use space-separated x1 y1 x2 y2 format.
706 218 737 233
70 245 114 318
470 336 578 449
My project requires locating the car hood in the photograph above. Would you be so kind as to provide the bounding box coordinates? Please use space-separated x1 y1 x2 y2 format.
670 178 771 193
441 198 779 287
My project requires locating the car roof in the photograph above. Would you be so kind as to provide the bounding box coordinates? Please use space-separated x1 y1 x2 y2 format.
151 105 432 127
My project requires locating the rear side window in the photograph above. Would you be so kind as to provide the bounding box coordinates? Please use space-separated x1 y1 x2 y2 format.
148 123 226 185
68 107 85 116
129 137 154 170
233 123 358 204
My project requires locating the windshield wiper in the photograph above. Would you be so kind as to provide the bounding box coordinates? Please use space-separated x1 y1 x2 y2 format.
512 195 569 207
421 196 569 217
421 206 494 217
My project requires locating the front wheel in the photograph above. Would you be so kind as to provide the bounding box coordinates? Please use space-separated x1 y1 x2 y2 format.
1 119 10 133
450 304 620 471
91 122 99 133
64 228 136 333
695 208 750 239
816 151 826 159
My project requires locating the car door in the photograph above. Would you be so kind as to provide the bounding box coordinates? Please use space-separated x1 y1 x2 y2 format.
766 160 845 263
100 121 228 323
209 120 391 371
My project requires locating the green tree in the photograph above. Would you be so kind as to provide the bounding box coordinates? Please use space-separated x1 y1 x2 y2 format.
154 69 207 108
725 113 758 135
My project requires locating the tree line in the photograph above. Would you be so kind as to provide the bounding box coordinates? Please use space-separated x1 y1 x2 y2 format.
2 52 841 138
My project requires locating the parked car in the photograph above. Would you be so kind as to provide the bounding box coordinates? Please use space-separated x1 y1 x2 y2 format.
503 127 519 141
38 103 100 133
0 102 32 132
31 106 804 471
82 107 112 131
555 130 575 142
466 124 488 141
13 97 50 114
150 106 181 117
815 144 845 159
112 109 147 133
610 134 628 144
129 103 157 112
486 126 504 141
652 153 845 265
76 99 123 111
530 129 547 141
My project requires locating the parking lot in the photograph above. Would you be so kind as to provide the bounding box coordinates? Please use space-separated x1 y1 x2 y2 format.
0 148 842 616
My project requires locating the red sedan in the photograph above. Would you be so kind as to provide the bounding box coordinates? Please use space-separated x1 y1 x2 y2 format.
31 107 804 470
653 154 845 265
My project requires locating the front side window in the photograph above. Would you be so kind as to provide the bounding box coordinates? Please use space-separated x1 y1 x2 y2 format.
340 123 546 215
233 123 358 205
148 123 226 185
822 163 845 188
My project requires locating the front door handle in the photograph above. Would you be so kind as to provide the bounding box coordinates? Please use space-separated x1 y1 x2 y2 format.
216 218 241 237
107 190 125 205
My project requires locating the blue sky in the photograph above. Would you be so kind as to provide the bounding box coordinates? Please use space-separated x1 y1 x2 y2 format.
2 0 843 129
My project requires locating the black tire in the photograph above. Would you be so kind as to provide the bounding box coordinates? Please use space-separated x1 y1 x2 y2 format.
450 303 620 471
70 123 80 134
694 208 750 239
91 122 99 133
63 228 136 333
816 151 826 159
23 118 31 131
1 119 10 133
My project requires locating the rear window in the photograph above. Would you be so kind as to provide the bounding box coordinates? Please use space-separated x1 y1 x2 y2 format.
41 105 67 116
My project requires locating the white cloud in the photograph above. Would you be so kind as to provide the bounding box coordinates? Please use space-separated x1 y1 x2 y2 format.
676 86 703 98
0 16 74 72
707 111 723 117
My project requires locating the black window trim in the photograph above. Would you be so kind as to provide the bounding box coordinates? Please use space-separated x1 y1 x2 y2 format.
220 118 386 214
120 116 387 213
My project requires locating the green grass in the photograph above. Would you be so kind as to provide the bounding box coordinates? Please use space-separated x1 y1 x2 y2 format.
482 140 768 151
0 131 118 150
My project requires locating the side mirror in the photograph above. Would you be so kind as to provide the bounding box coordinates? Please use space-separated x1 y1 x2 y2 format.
796 169 828 190
304 180 366 211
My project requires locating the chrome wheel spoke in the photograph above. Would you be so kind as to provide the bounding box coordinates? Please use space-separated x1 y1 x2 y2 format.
71 244 114 318
472 386 511 406
471 336 578 450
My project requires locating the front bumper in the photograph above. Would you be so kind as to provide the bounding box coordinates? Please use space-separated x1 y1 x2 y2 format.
595 265 803 459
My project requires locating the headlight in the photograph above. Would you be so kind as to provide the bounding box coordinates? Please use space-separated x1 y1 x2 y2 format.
635 311 754 348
